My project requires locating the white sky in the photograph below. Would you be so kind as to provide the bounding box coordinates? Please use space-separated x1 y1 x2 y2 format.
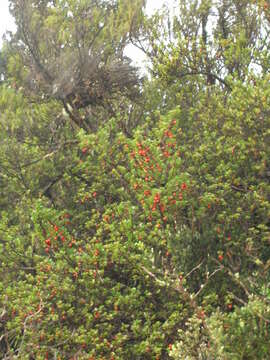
0 0 176 69
0 0 176 40
0 1 16 41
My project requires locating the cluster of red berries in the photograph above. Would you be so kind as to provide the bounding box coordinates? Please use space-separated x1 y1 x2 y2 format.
44 220 78 253
44 224 65 253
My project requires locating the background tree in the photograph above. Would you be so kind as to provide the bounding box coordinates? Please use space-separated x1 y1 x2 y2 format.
7 0 145 132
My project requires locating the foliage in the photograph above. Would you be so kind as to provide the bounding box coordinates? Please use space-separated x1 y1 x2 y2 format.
0 0 270 359
171 295 270 360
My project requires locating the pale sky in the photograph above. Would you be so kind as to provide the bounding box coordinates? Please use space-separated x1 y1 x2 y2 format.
0 0 175 40
0 0 176 69
0 1 16 41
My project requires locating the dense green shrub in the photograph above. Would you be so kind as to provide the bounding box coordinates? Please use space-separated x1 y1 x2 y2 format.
0 0 270 358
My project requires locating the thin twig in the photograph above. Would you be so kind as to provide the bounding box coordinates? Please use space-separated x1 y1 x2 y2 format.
184 260 204 279
193 266 223 298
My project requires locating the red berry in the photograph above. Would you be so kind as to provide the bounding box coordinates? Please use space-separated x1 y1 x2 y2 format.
154 193 160 203
94 311 100 319
160 203 165 213
139 149 146 156
181 183 187 190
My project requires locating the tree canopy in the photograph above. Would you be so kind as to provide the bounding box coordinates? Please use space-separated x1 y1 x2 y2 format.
0 0 270 359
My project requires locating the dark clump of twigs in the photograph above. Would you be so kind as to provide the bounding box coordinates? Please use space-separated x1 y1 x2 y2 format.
50 49 141 109
9 0 142 111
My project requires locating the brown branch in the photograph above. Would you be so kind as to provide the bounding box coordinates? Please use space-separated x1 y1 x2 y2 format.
20 140 79 169
140 265 167 287
193 266 223 299
16 299 45 356
62 101 91 133
184 260 204 280
231 184 250 193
